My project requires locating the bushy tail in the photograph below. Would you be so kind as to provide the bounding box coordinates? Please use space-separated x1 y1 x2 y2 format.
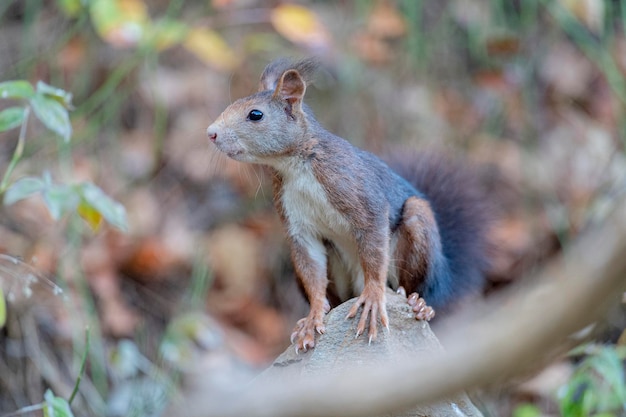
386 151 492 310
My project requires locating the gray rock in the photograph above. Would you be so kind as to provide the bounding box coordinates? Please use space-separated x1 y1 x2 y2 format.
258 289 484 417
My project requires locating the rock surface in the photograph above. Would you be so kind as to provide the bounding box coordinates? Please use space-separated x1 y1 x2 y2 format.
257 289 484 417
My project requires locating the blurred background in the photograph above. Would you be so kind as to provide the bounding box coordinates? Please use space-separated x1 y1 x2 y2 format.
0 0 625 416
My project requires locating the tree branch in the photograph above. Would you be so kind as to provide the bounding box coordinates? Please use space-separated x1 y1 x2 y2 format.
194 195 626 417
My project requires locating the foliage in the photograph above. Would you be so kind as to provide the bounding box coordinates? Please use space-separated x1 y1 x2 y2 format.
0 80 71 141
3 328 90 417
512 403 542 417
0 80 127 231
557 345 626 417
43 390 74 417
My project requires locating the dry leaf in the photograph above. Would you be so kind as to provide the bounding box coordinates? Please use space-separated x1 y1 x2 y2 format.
122 237 184 282
183 27 238 72
352 32 394 64
367 1 406 39
485 34 520 56
211 0 238 9
270 4 331 50
539 41 593 99
206 224 260 301
56 37 87 75
90 269 139 336
78 201 104 232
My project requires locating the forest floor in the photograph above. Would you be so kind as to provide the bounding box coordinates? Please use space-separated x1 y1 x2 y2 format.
0 1 625 416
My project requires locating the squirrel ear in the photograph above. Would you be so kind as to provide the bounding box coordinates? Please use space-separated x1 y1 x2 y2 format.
273 69 306 107
259 58 291 92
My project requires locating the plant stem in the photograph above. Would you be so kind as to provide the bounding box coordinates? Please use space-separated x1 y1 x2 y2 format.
0 106 30 195
69 326 91 405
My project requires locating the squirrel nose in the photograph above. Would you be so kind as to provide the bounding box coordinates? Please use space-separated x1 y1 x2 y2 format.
206 126 217 142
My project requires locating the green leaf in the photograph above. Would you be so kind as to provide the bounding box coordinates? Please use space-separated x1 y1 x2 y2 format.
0 286 6 329
57 0 84 17
30 94 72 142
512 403 541 417
42 183 79 220
36 81 74 109
559 375 589 416
0 80 35 100
595 348 626 403
43 389 74 417
3 177 46 205
78 182 128 231
0 106 25 132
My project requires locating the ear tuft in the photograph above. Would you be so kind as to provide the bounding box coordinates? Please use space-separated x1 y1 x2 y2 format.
259 58 318 92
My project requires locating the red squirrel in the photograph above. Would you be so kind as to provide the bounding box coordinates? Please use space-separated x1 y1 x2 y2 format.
206 59 490 352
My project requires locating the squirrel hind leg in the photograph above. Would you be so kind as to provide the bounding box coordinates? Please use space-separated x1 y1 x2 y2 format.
393 196 445 319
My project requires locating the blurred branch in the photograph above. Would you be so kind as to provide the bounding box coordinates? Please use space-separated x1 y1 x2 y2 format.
199 8 271 29
192 194 626 417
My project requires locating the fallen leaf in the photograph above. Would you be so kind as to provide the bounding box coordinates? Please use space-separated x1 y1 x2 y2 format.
352 31 394 64
90 270 139 336
183 27 238 72
206 225 260 301
122 237 183 282
270 4 331 50
367 1 406 39
211 0 238 9
485 34 520 56
539 41 593 99
77 200 104 231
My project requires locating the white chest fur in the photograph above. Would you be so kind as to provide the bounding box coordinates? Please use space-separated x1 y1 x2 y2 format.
279 163 352 240
276 161 399 299
280 163 362 298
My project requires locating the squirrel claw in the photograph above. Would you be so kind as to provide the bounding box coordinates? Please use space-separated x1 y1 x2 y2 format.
346 286 388 344
291 310 325 352
407 292 435 321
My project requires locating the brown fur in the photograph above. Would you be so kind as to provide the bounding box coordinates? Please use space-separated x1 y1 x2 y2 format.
206 59 489 351
394 197 440 291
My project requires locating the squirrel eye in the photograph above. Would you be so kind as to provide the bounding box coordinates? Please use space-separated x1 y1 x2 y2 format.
247 109 264 121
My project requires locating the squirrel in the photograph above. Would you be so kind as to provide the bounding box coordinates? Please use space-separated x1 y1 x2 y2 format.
206 58 490 352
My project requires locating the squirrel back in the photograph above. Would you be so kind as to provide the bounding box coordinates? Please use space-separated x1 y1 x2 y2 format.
385 151 491 311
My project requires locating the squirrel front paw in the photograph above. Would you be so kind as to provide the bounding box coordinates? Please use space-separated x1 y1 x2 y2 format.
290 310 326 353
346 285 389 343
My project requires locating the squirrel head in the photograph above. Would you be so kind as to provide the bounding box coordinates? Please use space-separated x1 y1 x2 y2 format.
206 59 318 166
